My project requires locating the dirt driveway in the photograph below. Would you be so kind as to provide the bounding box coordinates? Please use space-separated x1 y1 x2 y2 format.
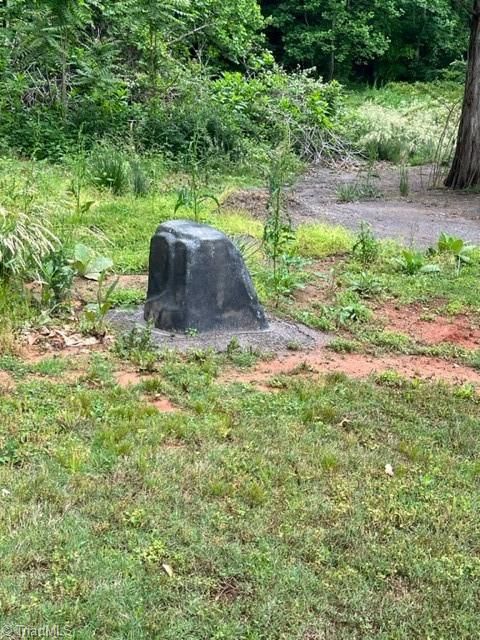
227 163 480 247
293 163 480 247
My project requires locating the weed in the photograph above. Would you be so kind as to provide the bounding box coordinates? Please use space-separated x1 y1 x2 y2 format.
399 164 409 197
263 140 298 303
90 145 131 195
352 222 380 265
67 150 95 222
72 243 113 281
336 173 382 203
394 249 440 275
335 302 372 326
345 271 383 298
37 247 74 309
0 205 57 280
109 288 145 308
174 138 220 222
81 273 119 337
130 159 151 197
437 232 475 274
295 223 353 258
114 324 158 371
328 338 361 353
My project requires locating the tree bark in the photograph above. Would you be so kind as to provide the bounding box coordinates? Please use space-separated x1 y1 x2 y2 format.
445 0 480 189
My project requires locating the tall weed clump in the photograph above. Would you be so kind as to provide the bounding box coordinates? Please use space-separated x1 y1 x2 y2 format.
345 82 461 165
0 205 57 281
263 140 303 302
89 145 131 195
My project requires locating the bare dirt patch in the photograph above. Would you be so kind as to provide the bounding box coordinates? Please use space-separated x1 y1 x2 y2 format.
114 369 145 387
380 303 480 349
221 346 480 388
225 163 480 247
147 396 178 412
73 274 147 304
0 371 15 391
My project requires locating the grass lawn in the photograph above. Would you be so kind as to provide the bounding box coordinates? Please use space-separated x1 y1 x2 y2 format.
1 352 479 638
1 157 480 638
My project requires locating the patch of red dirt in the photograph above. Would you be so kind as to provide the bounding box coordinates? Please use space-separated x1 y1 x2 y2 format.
381 304 480 349
0 371 15 390
145 396 179 413
222 347 480 388
115 370 145 387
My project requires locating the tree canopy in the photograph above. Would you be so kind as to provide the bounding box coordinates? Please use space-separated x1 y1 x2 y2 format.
261 0 468 82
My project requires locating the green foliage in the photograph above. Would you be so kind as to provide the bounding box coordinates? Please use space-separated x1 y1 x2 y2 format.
37 247 75 309
352 222 380 265
346 271 384 298
114 324 158 371
81 273 119 336
72 244 113 281
336 178 382 203
89 146 131 195
437 232 475 273
130 159 151 198
263 141 299 302
335 301 372 326
399 164 409 197
394 249 441 275
345 82 462 165
295 223 353 258
174 142 221 221
261 0 467 83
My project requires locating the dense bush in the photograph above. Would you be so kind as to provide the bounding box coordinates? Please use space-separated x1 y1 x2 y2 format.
344 82 462 164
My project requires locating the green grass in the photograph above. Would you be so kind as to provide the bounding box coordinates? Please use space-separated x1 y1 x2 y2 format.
296 223 353 258
1 353 480 638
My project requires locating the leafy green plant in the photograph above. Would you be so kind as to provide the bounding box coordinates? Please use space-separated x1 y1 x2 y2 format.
394 249 440 275
38 247 75 309
81 272 119 337
335 302 372 326
109 288 145 308
0 205 57 280
437 232 474 273
68 150 95 221
72 244 113 281
114 323 158 370
346 271 383 298
352 222 380 265
174 138 220 222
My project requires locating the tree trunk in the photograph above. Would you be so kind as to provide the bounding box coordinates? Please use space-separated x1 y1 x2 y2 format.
445 0 480 189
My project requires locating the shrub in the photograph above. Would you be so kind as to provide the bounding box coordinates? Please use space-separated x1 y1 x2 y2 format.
345 83 460 165
89 146 131 195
